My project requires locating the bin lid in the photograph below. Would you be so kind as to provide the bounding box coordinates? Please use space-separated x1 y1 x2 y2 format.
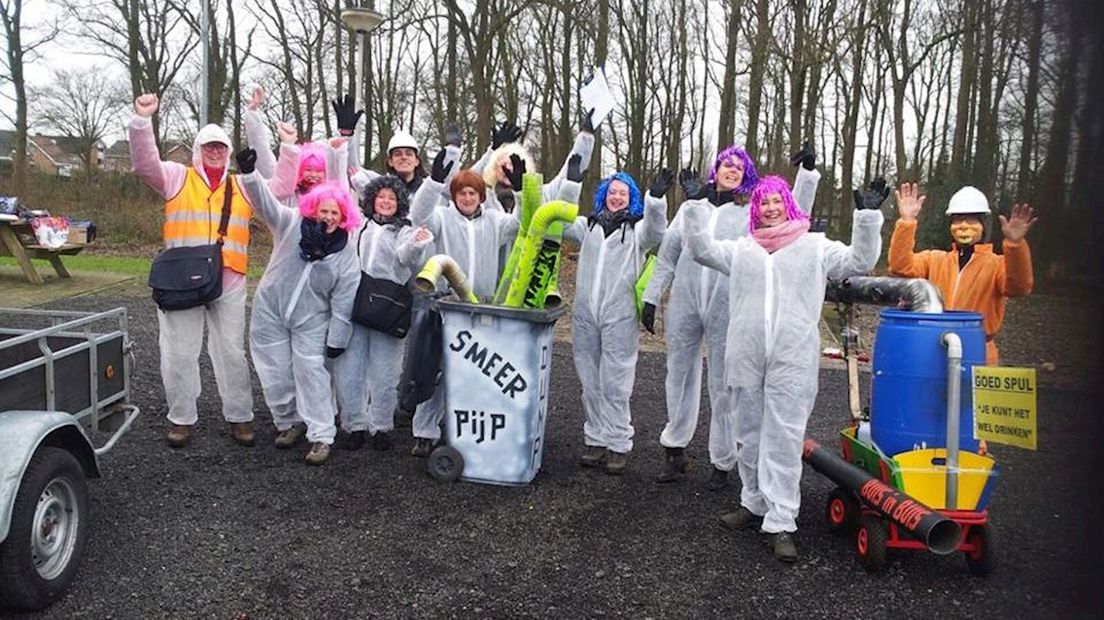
435 298 566 325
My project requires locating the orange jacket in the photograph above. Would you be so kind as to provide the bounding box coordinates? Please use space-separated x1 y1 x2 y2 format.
888 219 1034 364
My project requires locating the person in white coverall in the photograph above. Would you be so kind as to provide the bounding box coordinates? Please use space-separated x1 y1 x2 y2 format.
559 169 670 475
683 174 885 562
236 147 362 466
332 175 434 452
642 143 822 489
128 93 298 448
406 148 522 456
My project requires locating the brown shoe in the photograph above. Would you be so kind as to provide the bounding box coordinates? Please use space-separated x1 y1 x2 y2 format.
229 422 255 447
605 451 628 475
720 507 763 531
305 442 331 465
166 424 192 448
275 425 306 449
579 446 606 468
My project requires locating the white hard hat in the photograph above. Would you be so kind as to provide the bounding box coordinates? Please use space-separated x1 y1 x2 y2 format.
387 129 419 154
195 123 232 148
945 186 990 216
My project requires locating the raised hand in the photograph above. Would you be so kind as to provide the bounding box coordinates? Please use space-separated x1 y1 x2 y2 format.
413 226 433 243
134 94 159 117
504 154 526 189
789 141 816 171
581 109 599 133
566 154 583 183
641 302 657 334
491 120 522 149
329 136 349 149
276 122 298 144
431 148 454 183
649 167 675 198
853 177 891 211
444 123 462 148
235 148 257 174
331 94 363 135
248 85 264 111
679 168 707 201
894 182 925 220
999 204 1038 242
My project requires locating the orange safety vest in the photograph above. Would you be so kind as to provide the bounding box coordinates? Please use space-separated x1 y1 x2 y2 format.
887 219 1034 365
163 168 252 274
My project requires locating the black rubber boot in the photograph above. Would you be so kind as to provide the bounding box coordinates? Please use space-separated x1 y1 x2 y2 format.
341 430 366 451
708 467 729 491
370 431 393 451
655 447 690 483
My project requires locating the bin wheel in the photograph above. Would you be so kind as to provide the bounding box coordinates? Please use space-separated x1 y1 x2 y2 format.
826 488 859 534
856 514 888 572
0 447 89 611
428 446 464 483
964 522 996 577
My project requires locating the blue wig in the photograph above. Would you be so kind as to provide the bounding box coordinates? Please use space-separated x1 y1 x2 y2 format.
592 171 644 217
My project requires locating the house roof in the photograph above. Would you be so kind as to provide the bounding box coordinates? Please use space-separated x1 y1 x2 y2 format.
105 139 130 158
28 134 104 166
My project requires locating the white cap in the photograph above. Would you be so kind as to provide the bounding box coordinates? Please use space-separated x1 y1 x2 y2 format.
195 124 232 148
387 129 419 154
945 186 990 216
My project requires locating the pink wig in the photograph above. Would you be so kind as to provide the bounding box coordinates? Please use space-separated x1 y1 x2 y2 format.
299 180 362 232
747 175 808 232
298 143 327 181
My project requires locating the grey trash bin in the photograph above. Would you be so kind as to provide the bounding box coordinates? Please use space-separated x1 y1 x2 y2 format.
434 299 565 485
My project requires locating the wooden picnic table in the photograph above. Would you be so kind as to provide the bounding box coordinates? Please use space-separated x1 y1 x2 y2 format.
0 219 85 284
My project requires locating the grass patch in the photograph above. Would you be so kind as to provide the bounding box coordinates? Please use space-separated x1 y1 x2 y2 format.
1 254 152 276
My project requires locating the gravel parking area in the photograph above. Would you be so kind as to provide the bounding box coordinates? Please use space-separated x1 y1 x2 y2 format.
14 294 1102 618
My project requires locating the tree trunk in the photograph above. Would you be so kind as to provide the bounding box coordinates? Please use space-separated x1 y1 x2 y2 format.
950 2 977 177
788 0 807 154
839 0 868 236
716 0 742 147
1016 0 1043 198
746 0 770 161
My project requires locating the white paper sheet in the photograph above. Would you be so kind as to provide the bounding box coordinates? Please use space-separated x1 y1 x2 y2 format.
579 67 615 128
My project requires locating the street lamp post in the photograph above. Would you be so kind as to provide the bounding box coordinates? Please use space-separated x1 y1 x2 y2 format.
200 0 209 126
340 4 384 159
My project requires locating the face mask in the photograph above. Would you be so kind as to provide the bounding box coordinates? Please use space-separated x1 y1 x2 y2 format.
949 218 984 246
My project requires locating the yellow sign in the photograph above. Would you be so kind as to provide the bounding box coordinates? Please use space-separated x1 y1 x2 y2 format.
972 366 1037 450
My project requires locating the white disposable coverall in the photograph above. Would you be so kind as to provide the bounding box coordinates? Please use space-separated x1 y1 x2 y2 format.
685 205 883 533
562 188 667 454
408 176 520 441
240 172 361 445
643 167 822 470
332 220 432 434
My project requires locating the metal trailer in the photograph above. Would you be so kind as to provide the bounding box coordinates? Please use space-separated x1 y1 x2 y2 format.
0 307 140 610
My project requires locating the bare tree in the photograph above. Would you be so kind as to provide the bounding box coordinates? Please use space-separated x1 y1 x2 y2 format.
31 67 127 176
0 0 59 193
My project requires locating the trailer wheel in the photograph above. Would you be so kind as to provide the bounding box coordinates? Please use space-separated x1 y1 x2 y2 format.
964 522 996 577
856 514 888 572
0 447 89 611
826 488 859 534
428 446 464 483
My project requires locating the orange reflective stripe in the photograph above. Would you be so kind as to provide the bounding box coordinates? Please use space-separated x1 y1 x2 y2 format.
164 169 253 274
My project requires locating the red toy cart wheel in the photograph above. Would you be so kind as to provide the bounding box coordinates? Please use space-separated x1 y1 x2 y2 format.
856 513 888 572
963 521 996 576
826 487 859 534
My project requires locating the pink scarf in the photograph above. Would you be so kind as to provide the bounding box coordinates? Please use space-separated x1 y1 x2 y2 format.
752 219 811 253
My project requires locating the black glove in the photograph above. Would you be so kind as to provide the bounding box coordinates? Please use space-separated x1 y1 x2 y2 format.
331 94 363 136
679 168 707 201
491 120 522 149
853 177 891 210
566 154 583 183
641 302 656 334
504 154 526 189
235 148 257 174
431 148 454 183
649 168 675 198
325 346 345 359
444 123 462 147
789 141 816 171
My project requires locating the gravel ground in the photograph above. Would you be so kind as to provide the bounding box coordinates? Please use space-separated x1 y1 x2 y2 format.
7 293 1099 618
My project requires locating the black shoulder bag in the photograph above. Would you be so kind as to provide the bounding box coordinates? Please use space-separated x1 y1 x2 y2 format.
350 225 414 337
148 176 234 311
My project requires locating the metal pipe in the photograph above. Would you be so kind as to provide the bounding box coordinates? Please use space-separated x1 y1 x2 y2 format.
414 255 479 303
94 406 141 456
803 440 961 555
200 0 209 126
942 332 963 510
825 276 944 313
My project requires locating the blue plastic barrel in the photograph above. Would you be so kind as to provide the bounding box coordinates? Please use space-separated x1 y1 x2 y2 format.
870 309 986 457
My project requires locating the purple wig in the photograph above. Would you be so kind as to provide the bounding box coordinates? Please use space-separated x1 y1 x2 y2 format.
708 145 760 195
299 180 363 232
747 175 808 232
